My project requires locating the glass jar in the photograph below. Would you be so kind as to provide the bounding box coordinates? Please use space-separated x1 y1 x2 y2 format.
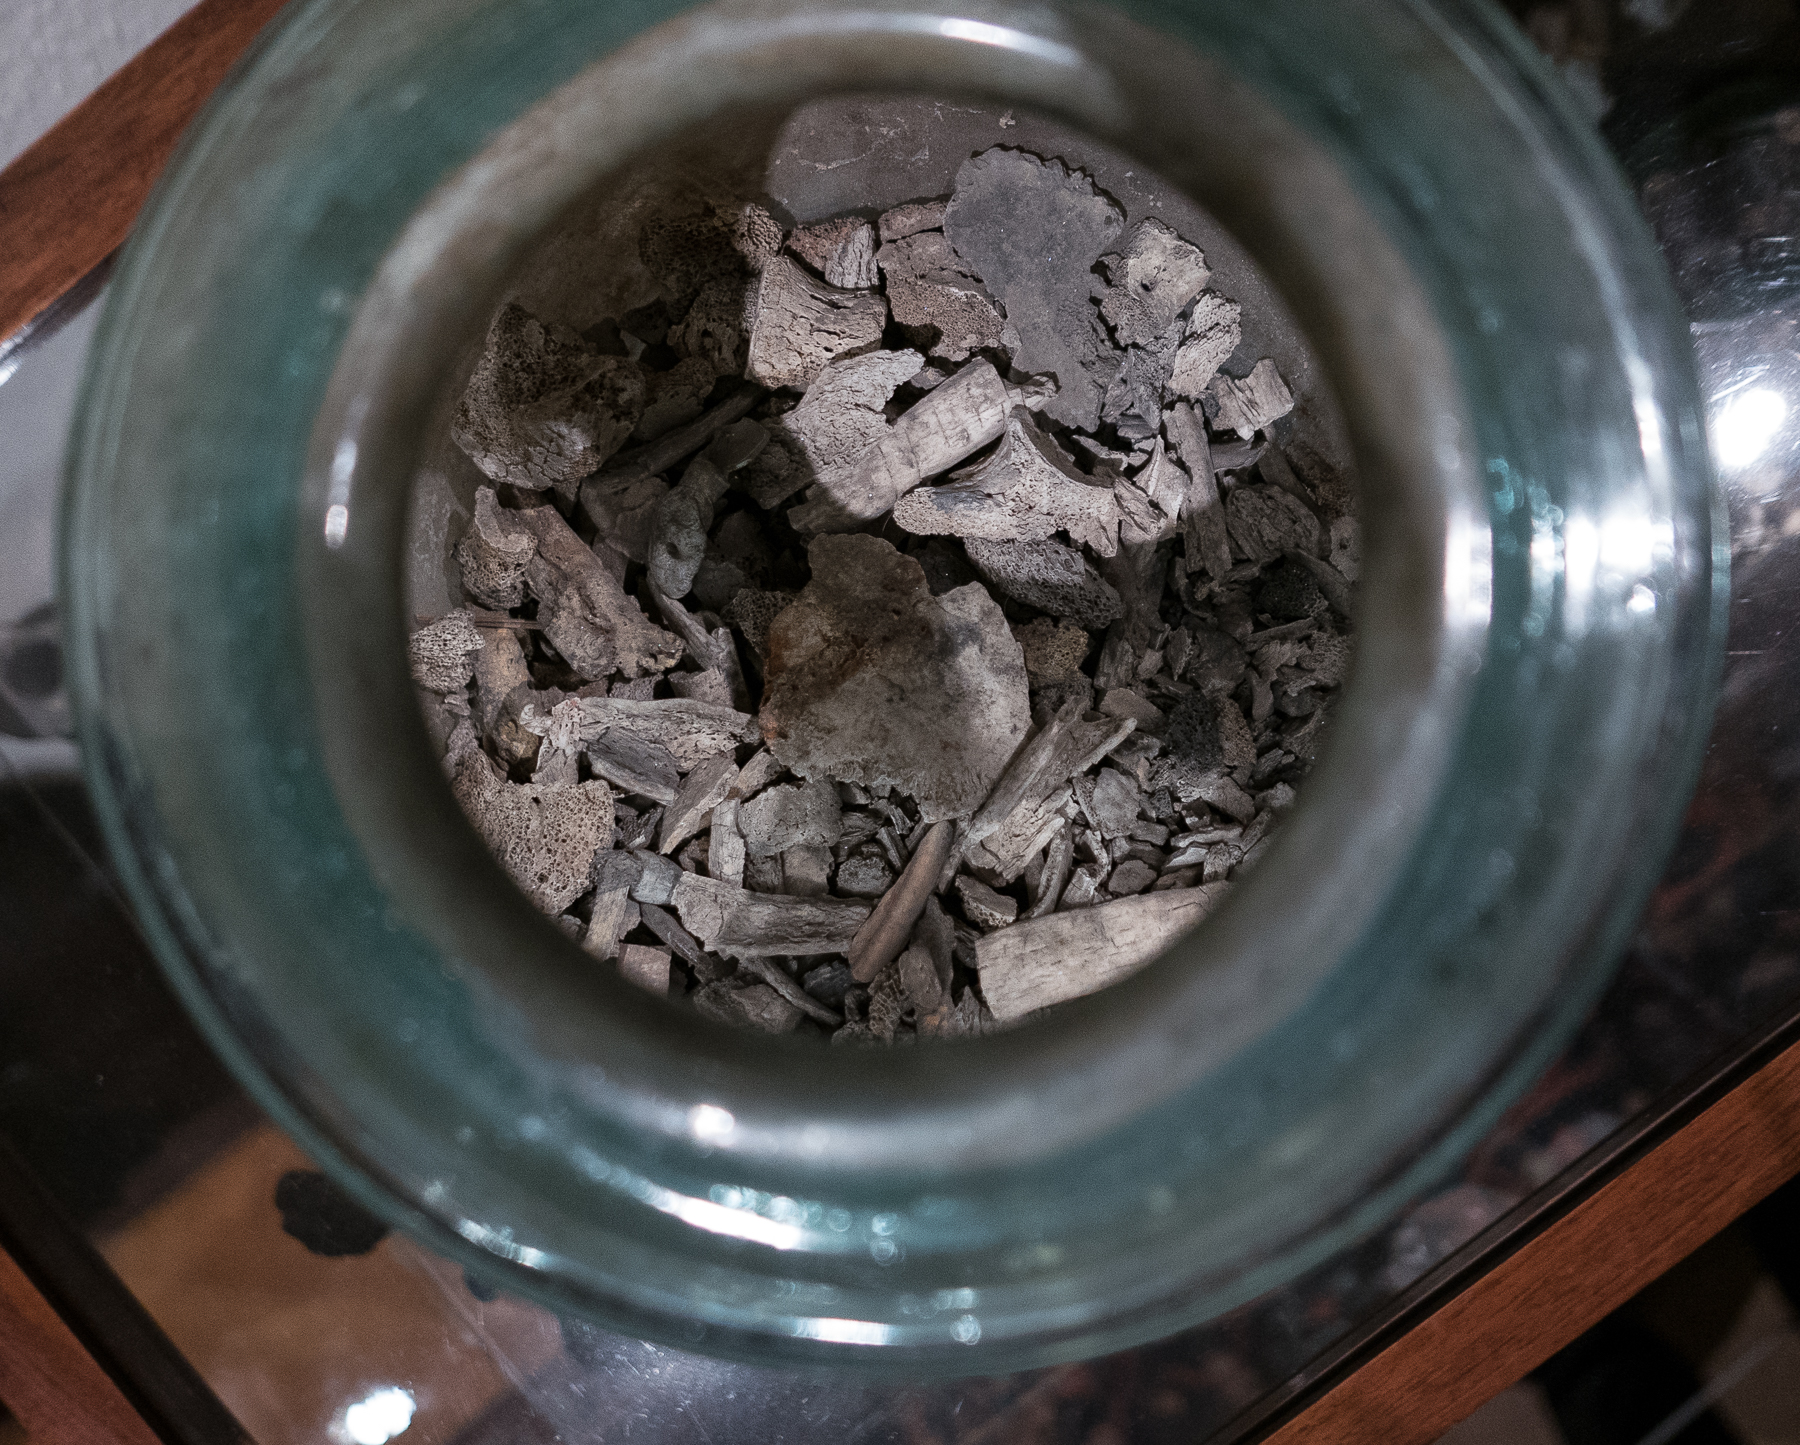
62 0 1724 1373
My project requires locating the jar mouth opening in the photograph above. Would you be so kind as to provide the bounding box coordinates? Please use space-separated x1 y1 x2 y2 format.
299 0 1487 1175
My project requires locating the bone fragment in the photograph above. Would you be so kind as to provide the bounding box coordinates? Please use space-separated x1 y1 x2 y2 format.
1210 358 1295 439
878 198 948 242
739 777 844 857
452 303 645 497
451 754 613 914
511 504 682 679
581 383 763 494
410 611 484 694
545 697 758 771
1166 293 1243 400
454 488 538 608
966 695 1135 848
768 350 921 511
1098 219 1212 347
1165 403 1233 581
787 218 880 291
963 537 1125 631
708 799 746 885
638 901 723 980
738 955 843 1026
583 728 680 805
943 149 1124 431
955 875 1018 929
745 255 887 391
877 231 1004 362
583 851 641 961
977 884 1231 1020
760 536 1029 821
658 754 739 854
671 873 871 958
848 819 956 983
788 357 1012 532
892 410 1121 557
1224 484 1323 562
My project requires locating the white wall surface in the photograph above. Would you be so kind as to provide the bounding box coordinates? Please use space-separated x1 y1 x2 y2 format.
0 0 196 170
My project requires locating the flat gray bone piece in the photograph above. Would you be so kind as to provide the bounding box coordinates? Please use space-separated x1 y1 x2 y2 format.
760 535 1029 822
617 943 673 994
963 536 1125 632
787 217 880 291
745 255 887 391
646 455 732 600
967 695 1134 847
879 198 948 242
452 303 647 497
943 149 1125 431
965 784 1070 885
409 611 484 694
450 754 613 914
659 753 739 854
582 384 763 493
584 728 680 804
578 475 668 564
1166 403 1233 581
1101 327 1181 443
553 696 759 771
472 627 531 732
739 777 844 858
1209 358 1295 439
789 358 1011 532
707 798 746 885
671 873 871 958
781 843 833 896
1098 219 1212 348
738 955 842 1025
877 231 1005 363
1167 292 1244 400
511 504 682 679
628 848 684 906
692 980 804 1033
454 487 537 608
977 883 1230 1020
893 409 1121 557
583 850 641 961
1224 484 1323 563
637 901 722 979
768 350 922 514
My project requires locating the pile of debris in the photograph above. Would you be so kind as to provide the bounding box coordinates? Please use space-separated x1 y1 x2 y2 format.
410 146 1358 1043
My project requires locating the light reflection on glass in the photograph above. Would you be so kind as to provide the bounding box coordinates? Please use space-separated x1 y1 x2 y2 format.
1711 385 1790 470
338 1386 415 1445
793 1316 894 1345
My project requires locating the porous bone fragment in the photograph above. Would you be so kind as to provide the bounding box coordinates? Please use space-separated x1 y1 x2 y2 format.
760 535 1029 823
410 611 485 695
669 279 751 381
451 753 613 914
452 303 646 495
955 874 1018 929
454 488 537 609
788 358 1012 533
739 777 844 858
892 410 1121 557
1011 618 1090 687
1210 358 1295 439
877 231 1005 363
962 536 1124 631
942 149 1125 431
745 255 888 392
1097 219 1212 347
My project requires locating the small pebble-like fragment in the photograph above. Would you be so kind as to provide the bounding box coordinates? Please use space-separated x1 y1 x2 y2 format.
740 778 844 858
